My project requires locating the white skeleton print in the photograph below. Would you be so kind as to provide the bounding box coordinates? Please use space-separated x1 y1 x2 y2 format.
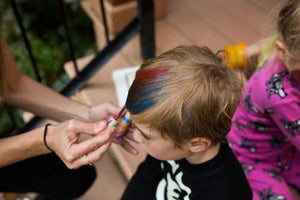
156 161 192 200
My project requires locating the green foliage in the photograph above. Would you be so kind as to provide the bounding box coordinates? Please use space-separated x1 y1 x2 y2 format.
0 104 14 136
0 0 97 134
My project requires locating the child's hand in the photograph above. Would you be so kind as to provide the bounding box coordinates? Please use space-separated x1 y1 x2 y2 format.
113 125 139 155
244 37 270 58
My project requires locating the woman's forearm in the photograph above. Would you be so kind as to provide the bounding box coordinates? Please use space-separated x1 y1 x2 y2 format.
0 119 116 169
3 74 91 122
0 127 48 167
1 32 90 122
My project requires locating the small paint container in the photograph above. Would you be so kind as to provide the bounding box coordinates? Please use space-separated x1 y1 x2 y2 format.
115 113 131 140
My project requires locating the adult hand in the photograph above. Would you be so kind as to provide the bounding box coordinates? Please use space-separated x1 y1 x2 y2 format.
88 102 120 122
46 119 115 169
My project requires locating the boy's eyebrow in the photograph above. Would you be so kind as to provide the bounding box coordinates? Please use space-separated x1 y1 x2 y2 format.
132 123 150 138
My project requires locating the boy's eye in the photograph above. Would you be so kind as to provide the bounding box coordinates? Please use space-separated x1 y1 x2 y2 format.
141 132 150 140
132 123 150 140
136 129 150 140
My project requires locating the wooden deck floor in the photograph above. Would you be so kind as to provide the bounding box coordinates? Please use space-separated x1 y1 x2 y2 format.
79 0 276 199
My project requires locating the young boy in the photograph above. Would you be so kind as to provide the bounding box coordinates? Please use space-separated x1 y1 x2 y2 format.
121 46 252 200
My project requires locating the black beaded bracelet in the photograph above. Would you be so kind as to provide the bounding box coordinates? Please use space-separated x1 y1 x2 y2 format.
44 123 54 152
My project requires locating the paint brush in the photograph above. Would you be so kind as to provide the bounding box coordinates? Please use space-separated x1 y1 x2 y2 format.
114 105 126 120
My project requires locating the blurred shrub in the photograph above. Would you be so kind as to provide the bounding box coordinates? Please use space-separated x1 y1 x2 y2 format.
0 0 97 134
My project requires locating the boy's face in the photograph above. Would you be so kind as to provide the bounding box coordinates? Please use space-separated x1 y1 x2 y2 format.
131 121 191 161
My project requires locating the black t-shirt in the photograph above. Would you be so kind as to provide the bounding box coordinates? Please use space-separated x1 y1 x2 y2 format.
121 143 252 200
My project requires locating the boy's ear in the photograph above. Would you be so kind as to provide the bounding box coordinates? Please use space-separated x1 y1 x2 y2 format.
188 138 211 153
275 40 286 61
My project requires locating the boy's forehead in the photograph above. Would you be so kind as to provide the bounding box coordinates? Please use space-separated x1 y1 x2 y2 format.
132 121 156 134
132 120 149 131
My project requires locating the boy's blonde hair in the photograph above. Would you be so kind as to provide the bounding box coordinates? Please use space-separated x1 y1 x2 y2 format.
278 0 300 53
126 46 245 146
